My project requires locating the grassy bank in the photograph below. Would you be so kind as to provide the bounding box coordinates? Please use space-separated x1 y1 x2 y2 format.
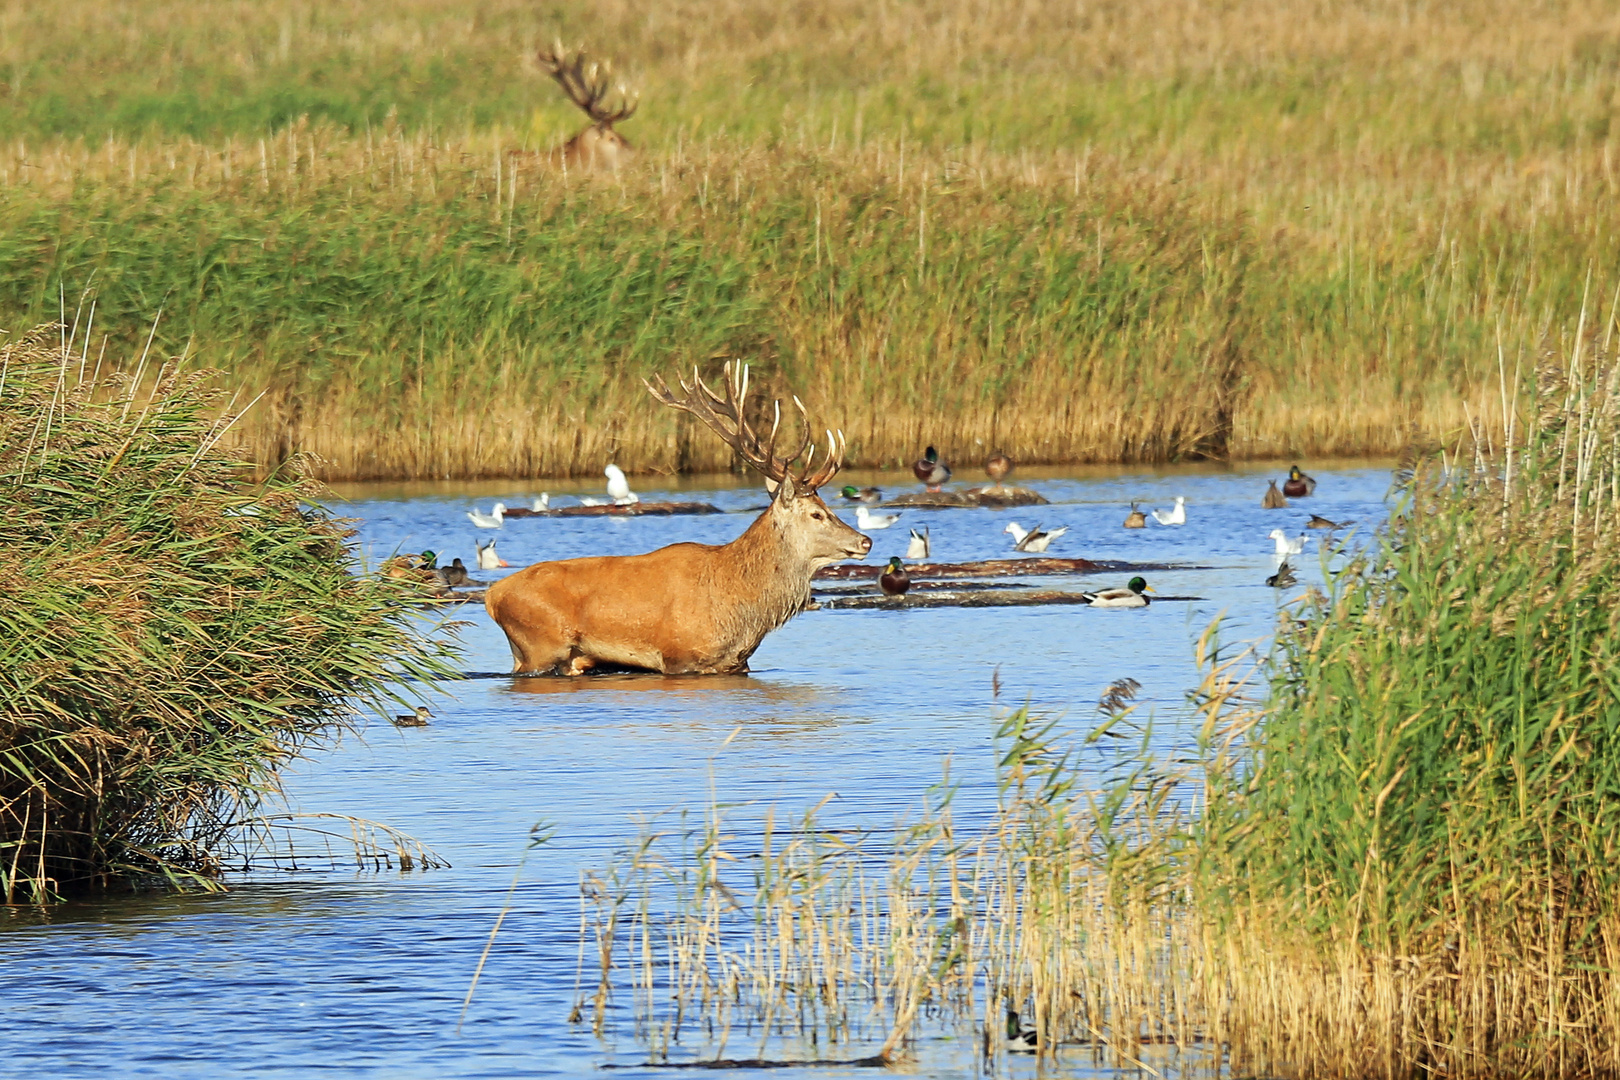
0 0 1614 478
575 328 1620 1076
0 323 458 902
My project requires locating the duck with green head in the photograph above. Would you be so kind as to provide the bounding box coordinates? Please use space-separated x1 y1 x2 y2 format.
840 484 882 504
912 446 952 491
879 556 910 597
1082 576 1153 608
1282 464 1317 497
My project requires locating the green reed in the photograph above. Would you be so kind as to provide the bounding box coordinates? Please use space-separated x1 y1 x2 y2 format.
0 0 1615 477
576 318 1620 1076
0 322 460 902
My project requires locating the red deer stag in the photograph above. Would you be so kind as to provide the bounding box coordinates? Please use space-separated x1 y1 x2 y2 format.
532 41 638 172
485 365 872 675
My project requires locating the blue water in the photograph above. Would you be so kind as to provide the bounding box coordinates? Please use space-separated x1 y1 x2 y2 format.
0 462 1393 1078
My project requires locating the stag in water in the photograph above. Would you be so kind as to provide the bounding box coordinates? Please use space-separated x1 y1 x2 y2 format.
485 365 871 675
533 41 638 172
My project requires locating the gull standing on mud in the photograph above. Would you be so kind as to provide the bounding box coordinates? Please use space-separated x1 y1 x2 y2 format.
605 464 639 505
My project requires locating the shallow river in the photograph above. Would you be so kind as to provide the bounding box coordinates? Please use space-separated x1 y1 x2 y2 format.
2 462 1394 1078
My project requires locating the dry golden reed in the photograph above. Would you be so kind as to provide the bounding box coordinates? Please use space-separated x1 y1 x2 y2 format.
0 0 1614 478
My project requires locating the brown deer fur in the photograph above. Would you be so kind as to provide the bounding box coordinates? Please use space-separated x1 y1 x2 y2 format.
516 42 637 174
485 365 872 675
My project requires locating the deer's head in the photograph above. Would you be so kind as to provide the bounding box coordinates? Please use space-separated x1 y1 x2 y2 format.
647 364 871 569
538 42 637 171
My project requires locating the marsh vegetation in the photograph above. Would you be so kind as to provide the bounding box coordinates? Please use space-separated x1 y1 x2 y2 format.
0 0 1613 476
577 332 1620 1077
0 323 458 902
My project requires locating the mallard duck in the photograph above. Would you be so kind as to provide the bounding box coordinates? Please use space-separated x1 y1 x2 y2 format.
1282 464 1317 498
476 538 509 570
1124 502 1147 528
1151 496 1186 526
436 558 471 587
467 503 506 528
1306 513 1349 529
1266 561 1298 588
840 485 882 504
1082 576 1154 607
392 706 433 728
1262 480 1288 509
1005 521 1068 553
985 452 1012 488
913 446 952 491
605 464 639 506
1268 529 1308 557
856 506 901 530
382 550 437 580
906 526 931 560
1005 1009 1038 1053
879 556 911 597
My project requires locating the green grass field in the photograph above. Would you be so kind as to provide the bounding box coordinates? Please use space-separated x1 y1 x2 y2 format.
1 0 1616 476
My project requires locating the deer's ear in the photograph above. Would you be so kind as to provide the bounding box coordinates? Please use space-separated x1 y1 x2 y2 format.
773 477 797 504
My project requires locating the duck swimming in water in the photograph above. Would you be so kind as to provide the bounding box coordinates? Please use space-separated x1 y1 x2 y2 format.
1124 503 1147 528
913 446 952 491
856 506 901 530
1005 1010 1038 1053
476 538 509 570
392 706 433 728
1261 481 1288 509
879 556 911 597
906 526 931 560
1005 521 1068 553
1082 576 1154 608
1282 465 1317 498
840 485 882 504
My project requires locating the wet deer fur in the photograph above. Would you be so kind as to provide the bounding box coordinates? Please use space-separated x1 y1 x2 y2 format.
486 365 871 675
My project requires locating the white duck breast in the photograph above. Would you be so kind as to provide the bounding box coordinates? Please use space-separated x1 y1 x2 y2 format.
476 538 508 570
906 526 931 559
1151 496 1187 525
467 502 506 528
856 506 900 530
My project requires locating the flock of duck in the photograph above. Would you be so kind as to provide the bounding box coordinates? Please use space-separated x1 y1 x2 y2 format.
423 452 1343 613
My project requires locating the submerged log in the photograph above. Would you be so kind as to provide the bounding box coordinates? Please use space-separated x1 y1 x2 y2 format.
505 501 724 518
883 485 1048 508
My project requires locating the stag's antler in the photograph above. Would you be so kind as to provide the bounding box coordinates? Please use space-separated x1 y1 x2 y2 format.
538 41 639 126
646 363 846 492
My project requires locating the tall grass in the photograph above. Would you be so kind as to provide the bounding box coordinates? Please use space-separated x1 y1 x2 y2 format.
0 321 459 902
577 323 1620 1075
0 0 1613 477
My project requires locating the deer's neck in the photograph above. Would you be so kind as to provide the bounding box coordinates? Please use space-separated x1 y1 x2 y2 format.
709 510 816 635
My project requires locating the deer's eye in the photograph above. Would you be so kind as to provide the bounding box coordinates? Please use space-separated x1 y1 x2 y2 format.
811 512 824 520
